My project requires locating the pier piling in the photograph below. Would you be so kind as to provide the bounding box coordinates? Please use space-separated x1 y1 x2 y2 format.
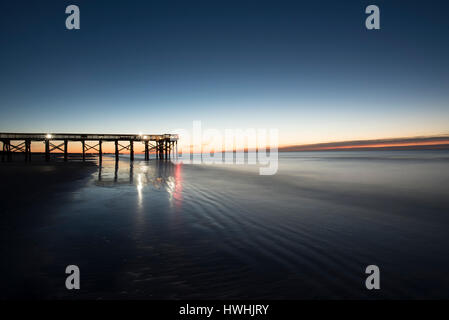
99 140 103 162
144 141 149 161
45 139 50 162
82 140 86 161
25 139 31 162
115 140 119 161
64 140 68 162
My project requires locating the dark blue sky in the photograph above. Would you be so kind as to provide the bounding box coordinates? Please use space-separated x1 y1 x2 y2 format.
1 0 448 144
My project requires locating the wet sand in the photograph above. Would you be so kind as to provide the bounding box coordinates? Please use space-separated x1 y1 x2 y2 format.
0 159 96 213
0 159 97 299
1 151 449 299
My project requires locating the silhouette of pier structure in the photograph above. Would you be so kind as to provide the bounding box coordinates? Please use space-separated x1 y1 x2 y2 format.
0 133 178 162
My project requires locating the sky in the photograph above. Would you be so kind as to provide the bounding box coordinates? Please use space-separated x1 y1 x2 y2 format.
1 0 448 150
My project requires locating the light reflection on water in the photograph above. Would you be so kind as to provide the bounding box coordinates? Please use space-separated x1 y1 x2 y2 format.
93 155 184 217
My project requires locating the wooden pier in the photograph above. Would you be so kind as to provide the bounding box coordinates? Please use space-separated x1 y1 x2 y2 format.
0 133 178 162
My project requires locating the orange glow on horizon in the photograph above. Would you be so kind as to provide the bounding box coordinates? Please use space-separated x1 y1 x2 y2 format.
280 137 449 152
317 140 449 150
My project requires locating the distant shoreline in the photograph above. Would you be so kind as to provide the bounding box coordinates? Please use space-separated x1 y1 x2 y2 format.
279 144 449 152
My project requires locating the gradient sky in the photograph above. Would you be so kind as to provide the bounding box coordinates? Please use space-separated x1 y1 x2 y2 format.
1 0 448 147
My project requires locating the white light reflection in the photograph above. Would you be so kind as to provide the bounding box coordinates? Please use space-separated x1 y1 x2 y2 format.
165 176 176 202
137 173 143 209
164 164 183 210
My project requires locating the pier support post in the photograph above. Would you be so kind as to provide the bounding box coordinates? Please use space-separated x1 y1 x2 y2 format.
144 141 149 161
159 140 164 160
7 140 11 162
167 140 170 159
99 140 103 163
64 140 68 162
45 139 50 162
7 140 12 162
82 140 85 161
130 140 134 161
164 140 168 160
25 139 31 162
1 140 8 162
115 140 119 162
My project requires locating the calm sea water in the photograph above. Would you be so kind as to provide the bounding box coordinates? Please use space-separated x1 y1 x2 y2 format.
3 151 449 299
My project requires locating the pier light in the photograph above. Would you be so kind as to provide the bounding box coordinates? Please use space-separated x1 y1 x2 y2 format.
46 134 52 139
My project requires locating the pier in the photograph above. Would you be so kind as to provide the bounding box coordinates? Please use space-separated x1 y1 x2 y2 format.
0 133 178 162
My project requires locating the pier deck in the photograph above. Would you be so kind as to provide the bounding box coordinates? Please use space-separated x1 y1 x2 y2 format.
0 133 178 162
